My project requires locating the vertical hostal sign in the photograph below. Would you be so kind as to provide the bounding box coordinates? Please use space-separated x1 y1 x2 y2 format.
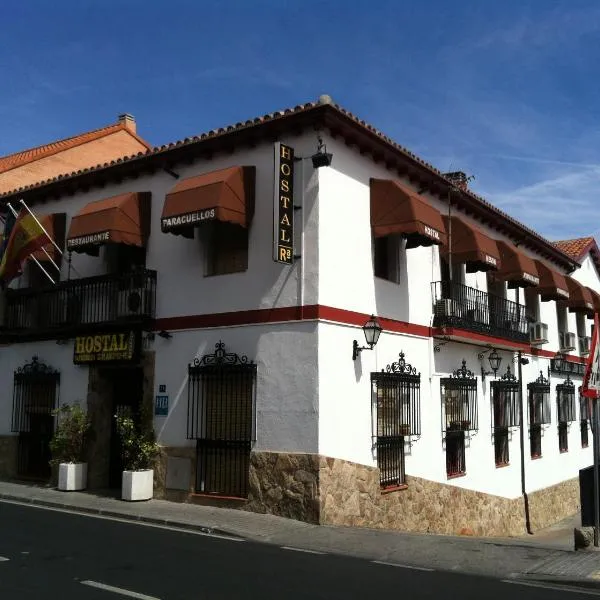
273 142 295 264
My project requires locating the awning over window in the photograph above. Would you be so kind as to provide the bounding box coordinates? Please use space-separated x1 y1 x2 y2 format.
161 166 255 237
29 212 66 262
495 241 539 288
565 277 594 315
533 260 570 302
440 215 501 273
587 287 600 314
370 178 446 248
66 192 151 255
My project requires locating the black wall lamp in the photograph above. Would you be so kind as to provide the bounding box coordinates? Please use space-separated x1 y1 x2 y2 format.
479 348 502 381
311 136 333 169
158 330 172 340
352 315 382 361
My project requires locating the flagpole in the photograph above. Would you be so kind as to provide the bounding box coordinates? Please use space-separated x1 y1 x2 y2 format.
18 198 63 256
6 203 61 275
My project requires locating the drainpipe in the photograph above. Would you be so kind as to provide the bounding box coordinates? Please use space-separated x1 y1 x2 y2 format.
515 285 533 534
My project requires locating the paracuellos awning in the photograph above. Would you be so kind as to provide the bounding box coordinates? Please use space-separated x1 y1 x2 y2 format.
370 178 446 248
533 260 570 302
565 277 594 315
29 213 66 262
440 215 501 273
587 287 600 315
161 166 256 237
495 240 539 288
66 192 151 255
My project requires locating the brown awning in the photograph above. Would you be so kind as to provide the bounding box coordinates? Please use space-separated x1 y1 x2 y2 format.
161 166 255 236
495 241 539 288
66 192 151 255
533 260 570 302
587 287 600 314
565 277 594 315
29 213 66 262
370 178 446 248
440 215 500 272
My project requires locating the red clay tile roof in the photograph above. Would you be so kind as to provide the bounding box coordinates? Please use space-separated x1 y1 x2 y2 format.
553 237 595 261
0 95 580 270
0 120 151 175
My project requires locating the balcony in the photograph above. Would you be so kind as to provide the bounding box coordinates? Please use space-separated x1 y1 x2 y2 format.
432 281 529 344
2 269 157 342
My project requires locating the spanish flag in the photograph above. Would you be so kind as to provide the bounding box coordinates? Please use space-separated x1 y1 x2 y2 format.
0 210 50 284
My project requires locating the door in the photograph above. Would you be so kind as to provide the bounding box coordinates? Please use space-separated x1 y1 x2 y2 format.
108 367 143 488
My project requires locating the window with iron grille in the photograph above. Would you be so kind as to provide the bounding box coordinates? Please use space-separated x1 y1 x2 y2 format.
558 422 569 452
527 372 551 426
580 392 590 448
446 430 466 477
371 352 421 489
494 428 510 466
490 366 520 466
187 342 256 498
530 424 542 458
440 360 478 433
581 420 589 448
556 379 575 453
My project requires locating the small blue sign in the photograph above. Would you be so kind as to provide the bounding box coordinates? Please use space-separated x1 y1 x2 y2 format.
159 384 166 393
155 395 169 416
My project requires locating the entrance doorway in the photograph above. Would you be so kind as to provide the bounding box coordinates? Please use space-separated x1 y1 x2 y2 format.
101 367 144 489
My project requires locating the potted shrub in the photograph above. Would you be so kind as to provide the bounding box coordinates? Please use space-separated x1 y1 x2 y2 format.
114 412 160 501
50 403 91 491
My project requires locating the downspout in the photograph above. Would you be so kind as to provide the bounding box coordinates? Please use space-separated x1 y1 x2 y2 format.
516 284 533 534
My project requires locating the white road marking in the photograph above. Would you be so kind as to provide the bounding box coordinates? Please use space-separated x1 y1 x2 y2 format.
502 579 600 596
80 580 162 599
0 556 9 562
0 498 244 541
371 560 434 571
281 546 326 555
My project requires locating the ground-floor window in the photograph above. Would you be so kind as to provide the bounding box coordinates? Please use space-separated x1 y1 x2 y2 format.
377 436 405 489
446 430 466 477
494 427 509 466
530 424 542 458
582 420 589 448
558 422 569 453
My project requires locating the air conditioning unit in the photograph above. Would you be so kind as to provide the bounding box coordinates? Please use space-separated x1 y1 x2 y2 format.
435 299 458 317
559 331 576 352
115 289 153 319
579 336 592 355
529 322 548 345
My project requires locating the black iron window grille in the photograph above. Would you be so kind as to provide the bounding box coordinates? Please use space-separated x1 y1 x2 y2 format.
558 422 569 453
494 428 510 466
527 372 551 426
530 424 542 458
446 430 466 477
490 366 520 466
580 392 590 448
187 341 257 499
440 360 478 434
371 352 421 489
11 356 60 480
581 420 589 448
557 380 576 424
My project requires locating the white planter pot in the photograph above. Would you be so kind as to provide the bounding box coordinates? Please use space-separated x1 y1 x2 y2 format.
58 462 87 491
122 469 154 501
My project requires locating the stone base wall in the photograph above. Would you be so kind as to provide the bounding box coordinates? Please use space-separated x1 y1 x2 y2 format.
243 451 580 537
154 446 196 499
0 435 17 479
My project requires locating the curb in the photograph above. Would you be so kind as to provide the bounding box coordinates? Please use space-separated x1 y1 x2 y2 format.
515 573 600 590
0 492 241 540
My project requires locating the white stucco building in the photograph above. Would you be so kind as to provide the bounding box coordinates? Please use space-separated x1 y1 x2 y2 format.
0 95 597 536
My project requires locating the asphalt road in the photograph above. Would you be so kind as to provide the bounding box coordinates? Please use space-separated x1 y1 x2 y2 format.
0 501 595 600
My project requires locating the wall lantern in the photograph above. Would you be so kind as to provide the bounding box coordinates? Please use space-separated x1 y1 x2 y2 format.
352 315 382 361
480 348 502 381
311 136 333 169
554 352 565 373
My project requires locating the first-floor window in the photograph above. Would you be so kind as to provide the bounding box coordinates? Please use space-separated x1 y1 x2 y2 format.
494 427 509 466
205 221 249 276
558 422 569 453
446 430 466 477
530 424 542 458
377 436 405 489
373 235 401 283
582 420 589 448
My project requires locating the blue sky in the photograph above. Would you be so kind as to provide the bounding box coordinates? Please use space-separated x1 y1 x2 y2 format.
2 0 600 241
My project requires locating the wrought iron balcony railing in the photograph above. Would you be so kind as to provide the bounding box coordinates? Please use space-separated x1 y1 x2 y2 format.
3 269 157 340
432 280 529 343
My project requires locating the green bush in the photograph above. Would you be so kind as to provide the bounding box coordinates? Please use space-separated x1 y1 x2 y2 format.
114 413 160 471
49 403 91 466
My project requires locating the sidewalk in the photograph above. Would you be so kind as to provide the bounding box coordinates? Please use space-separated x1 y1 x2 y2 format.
0 479 599 584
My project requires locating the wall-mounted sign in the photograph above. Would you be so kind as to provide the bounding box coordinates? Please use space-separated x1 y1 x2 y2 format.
159 384 166 393
273 142 295 264
155 395 169 416
73 331 138 364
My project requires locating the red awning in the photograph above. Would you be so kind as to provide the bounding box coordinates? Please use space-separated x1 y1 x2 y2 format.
565 277 594 315
587 287 600 314
370 178 446 248
441 215 500 273
495 241 539 288
533 260 570 302
161 166 255 236
66 192 151 255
